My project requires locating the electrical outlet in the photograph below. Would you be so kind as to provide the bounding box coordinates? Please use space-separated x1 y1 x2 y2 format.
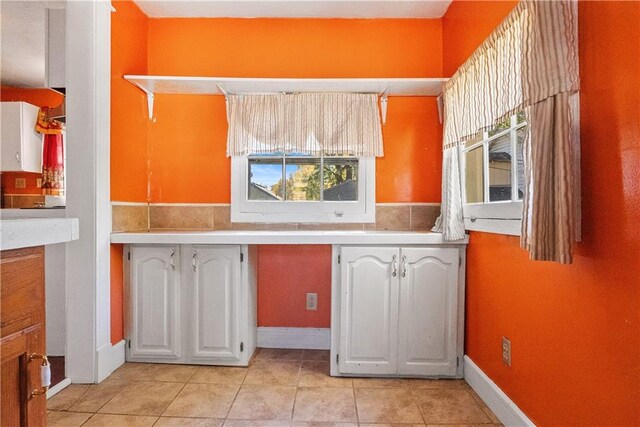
36 178 42 188
502 337 512 367
306 293 318 310
15 178 26 189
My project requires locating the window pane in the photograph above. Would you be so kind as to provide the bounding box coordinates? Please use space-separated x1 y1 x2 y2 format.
488 134 512 201
488 117 511 137
516 127 526 200
285 158 321 201
323 158 358 201
248 158 284 200
465 146 484 203
516 111 526 124
464 132 484 149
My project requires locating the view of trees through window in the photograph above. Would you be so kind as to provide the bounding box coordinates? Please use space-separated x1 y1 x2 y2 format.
248 155 358 202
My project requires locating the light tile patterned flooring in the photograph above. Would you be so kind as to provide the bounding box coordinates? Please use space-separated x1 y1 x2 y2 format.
47 348 501 426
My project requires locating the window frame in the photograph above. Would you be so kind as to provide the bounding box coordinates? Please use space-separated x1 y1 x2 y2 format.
460 115 526 236
231 154 375 223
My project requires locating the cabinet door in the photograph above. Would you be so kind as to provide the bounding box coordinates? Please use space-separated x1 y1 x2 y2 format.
397 247 459 376
187 245 241 362
339 247 400 375
0 102 42 173
130 245 181 360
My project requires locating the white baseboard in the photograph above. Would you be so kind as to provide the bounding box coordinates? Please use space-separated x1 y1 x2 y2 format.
96 340 126 382
464 355 535 427
46 377 71 399
257 327 330 350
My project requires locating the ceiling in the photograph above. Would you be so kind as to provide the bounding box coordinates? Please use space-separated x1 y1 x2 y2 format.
0 0 64 87
133 0 453 19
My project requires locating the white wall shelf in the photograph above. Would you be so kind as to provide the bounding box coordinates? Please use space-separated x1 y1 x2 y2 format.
123 75 448 123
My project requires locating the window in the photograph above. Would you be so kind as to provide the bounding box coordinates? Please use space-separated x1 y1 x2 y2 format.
461 113 526 235
231 153 375 223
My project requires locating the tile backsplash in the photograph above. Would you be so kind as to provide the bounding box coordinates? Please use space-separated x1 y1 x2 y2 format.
112 203 440 233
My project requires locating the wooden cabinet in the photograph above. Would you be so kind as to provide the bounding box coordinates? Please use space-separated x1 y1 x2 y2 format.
127 244 255 366
335 246 463 378
1 247 47 426
1 102 42 173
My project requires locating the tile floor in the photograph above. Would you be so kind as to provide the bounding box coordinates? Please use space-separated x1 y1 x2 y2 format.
47 348 501 427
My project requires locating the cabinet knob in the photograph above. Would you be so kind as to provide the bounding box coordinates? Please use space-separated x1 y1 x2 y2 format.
401 255 407 278
392 255 398 277
192 251 198 271
29 354 50 398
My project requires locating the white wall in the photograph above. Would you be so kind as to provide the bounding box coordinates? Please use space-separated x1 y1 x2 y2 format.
65 0 116 383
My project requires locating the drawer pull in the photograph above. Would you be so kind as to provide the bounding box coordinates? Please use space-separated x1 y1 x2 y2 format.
170 250 176 271
29 354 50 398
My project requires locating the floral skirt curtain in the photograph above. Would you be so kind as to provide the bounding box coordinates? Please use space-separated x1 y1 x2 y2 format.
42 133 64 195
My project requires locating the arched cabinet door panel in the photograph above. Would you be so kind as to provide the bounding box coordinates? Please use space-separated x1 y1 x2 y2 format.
187 245 241 362
397 247 459 376
130 245 181 360
339 246 400 375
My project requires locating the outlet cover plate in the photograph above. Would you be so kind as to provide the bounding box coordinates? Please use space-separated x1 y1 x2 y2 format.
502 337 511 367
306 293 318 311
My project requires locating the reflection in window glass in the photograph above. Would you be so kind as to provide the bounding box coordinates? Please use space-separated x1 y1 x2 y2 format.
488 117 511 137
516 127 526 200
284 158 321 201
465 146 484 203
488 134 512 201
323 158 358 201
248 158 283 200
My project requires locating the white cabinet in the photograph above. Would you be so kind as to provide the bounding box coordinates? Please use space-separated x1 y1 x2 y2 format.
127 244 256 366
339 247 399 375
187 245 241 363
334 245 463 378
130 245 181 360
1 102 42 173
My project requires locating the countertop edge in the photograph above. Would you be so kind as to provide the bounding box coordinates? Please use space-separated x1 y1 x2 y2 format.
110 230 469 245
1 218 80 251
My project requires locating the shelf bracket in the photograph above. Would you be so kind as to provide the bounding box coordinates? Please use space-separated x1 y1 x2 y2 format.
216 85 230 123
380 89 389 125
145 92 154 120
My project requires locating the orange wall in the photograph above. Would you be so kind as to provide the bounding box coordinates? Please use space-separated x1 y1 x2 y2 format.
444 1 640 425
258 245 332 327
0 87 64 194
110 244 125 344
110 0 149 344
1 172 41 195
138 18 444 203
111 0 149 203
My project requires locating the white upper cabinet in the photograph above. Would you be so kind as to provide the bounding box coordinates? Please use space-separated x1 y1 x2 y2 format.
186 245 241 362
397 247 459 376
339 246 400 375
130 245 181 360
1 102 42 173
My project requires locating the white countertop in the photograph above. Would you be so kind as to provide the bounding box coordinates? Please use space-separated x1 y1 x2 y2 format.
1 217 79 251
110 230 468 245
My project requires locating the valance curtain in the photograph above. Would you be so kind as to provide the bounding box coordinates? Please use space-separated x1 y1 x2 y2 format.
226 93 383 157
433 0 580 263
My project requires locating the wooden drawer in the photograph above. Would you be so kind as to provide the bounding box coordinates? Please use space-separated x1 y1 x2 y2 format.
1 247 45 339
